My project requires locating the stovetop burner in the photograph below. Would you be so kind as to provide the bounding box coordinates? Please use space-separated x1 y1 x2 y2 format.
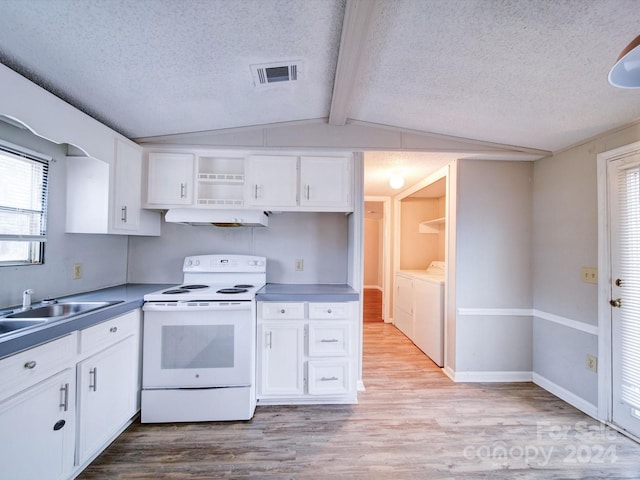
163 288 190 294
216 287 248 294
180 284 209 290
234 284 254 289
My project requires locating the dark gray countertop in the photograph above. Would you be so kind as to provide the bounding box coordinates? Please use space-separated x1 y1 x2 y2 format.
256 284 359 302
0 283 171 359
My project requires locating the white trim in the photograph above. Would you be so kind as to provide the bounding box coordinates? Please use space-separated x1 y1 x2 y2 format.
457 307 531 317
443 365 456 382
450 370 533 383
357 380 366 392
533 373 598 419
456 307 599 336
533 310 598 336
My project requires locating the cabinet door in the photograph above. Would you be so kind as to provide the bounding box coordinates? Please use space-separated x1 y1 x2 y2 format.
413 280 444 366
245 155 298 207
0 369 75 480
299 156 351 210
76 336 138 465
147 152 194 205
258 322 304 397
112 139 141 231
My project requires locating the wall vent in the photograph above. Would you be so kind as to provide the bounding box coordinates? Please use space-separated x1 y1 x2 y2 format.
251 61 301 87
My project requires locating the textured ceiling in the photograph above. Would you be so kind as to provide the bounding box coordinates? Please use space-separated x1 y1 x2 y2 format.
1 0 640 190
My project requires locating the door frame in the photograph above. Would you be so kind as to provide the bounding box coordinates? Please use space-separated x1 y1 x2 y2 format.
596 140 640 423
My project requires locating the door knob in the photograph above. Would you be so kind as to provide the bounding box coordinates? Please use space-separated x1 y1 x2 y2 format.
610 298 622 308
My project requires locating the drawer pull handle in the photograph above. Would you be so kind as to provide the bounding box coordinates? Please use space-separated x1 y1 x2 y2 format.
327 309 332 313
320 339 339 343
110 326 118 333
59 383 69 411
320 376 338 382
24 361 36 369
280 309 285 314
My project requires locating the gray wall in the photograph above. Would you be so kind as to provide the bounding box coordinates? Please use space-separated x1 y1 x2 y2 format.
532 123 640 408
0 124 128 309
127 212 350 284
453 160 533 374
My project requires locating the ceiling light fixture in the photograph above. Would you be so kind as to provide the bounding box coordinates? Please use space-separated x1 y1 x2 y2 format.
389 173 405 189
609 34 640 88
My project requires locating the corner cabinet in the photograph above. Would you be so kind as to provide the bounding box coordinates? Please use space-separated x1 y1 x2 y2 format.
245 155 352 212
66 138 160 236
257 301 358 405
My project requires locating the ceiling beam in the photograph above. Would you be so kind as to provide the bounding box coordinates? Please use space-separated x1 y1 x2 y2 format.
328 0 377 126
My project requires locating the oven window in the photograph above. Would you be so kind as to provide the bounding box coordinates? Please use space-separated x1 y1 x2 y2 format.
161 325 234 369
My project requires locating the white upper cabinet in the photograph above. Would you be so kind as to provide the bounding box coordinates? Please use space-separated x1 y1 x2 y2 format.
245 154 353 212
245 155 298 208
66 139 160 236
299 155 351 210
146 152 194 206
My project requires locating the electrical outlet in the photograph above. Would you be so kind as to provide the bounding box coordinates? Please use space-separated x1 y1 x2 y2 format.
73 263 82 280
581 267 598 284
295 259 304 271
586 354 598 373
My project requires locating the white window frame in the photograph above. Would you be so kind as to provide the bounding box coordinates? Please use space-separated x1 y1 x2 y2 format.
0 139 50 267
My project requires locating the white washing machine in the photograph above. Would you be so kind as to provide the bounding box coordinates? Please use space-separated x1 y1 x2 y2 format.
395 261 445 366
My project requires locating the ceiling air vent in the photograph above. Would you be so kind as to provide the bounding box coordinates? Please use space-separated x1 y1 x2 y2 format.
251 61 301 87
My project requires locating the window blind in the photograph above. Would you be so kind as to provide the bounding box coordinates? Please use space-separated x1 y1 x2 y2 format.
618 164 640 411
0 143 49 265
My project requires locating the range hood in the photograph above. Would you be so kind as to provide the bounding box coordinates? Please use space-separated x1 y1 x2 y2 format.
164 209 268 227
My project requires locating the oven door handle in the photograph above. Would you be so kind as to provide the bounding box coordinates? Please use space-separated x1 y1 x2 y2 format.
143 301 252 312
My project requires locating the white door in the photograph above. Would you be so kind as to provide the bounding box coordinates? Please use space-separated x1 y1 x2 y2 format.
609 152 640 438
147 152 194 205
112 139 141 231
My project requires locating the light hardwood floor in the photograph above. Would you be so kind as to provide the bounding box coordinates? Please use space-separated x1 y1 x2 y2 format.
79 323 640 479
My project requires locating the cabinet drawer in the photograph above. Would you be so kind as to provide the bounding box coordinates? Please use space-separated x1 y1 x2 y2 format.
308 322 350 357
307 360 350 395
308 302 349 319
79 310 139 356
261 303 304 319
0 334 75 401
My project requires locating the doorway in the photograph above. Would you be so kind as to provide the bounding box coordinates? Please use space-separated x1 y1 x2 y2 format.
598 141 640 440
363 197 390 323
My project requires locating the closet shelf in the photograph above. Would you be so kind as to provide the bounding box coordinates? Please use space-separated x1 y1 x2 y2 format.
418 217 446 234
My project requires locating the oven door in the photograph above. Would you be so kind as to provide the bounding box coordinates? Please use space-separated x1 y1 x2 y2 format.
142 301 254 388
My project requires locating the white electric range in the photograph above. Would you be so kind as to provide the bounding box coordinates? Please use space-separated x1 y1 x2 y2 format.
141 254 266 423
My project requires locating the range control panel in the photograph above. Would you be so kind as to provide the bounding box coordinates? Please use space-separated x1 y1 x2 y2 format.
183 254 266 273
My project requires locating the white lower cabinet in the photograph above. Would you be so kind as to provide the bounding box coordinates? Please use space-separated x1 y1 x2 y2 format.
0 308 142 479
258 322 304 397
257 301 358 404
76 335 138 465
0 368 76 480
0 334 76 480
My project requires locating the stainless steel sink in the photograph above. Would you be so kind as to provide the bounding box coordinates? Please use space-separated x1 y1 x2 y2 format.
3 301 123 321
0 319 47 335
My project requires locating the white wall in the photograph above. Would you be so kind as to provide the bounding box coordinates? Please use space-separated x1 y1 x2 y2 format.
452 159 533 377
0 124 128 309
127 212 350 284
532 123 640 410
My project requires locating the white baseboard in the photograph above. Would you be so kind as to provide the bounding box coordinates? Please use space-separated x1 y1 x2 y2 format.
357 380 366 391
447 369 533 383
533 373 598 419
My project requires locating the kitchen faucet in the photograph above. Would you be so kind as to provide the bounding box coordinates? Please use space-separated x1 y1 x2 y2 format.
22 289 34 310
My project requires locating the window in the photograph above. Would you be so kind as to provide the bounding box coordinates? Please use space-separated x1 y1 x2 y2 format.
0 141 49 266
